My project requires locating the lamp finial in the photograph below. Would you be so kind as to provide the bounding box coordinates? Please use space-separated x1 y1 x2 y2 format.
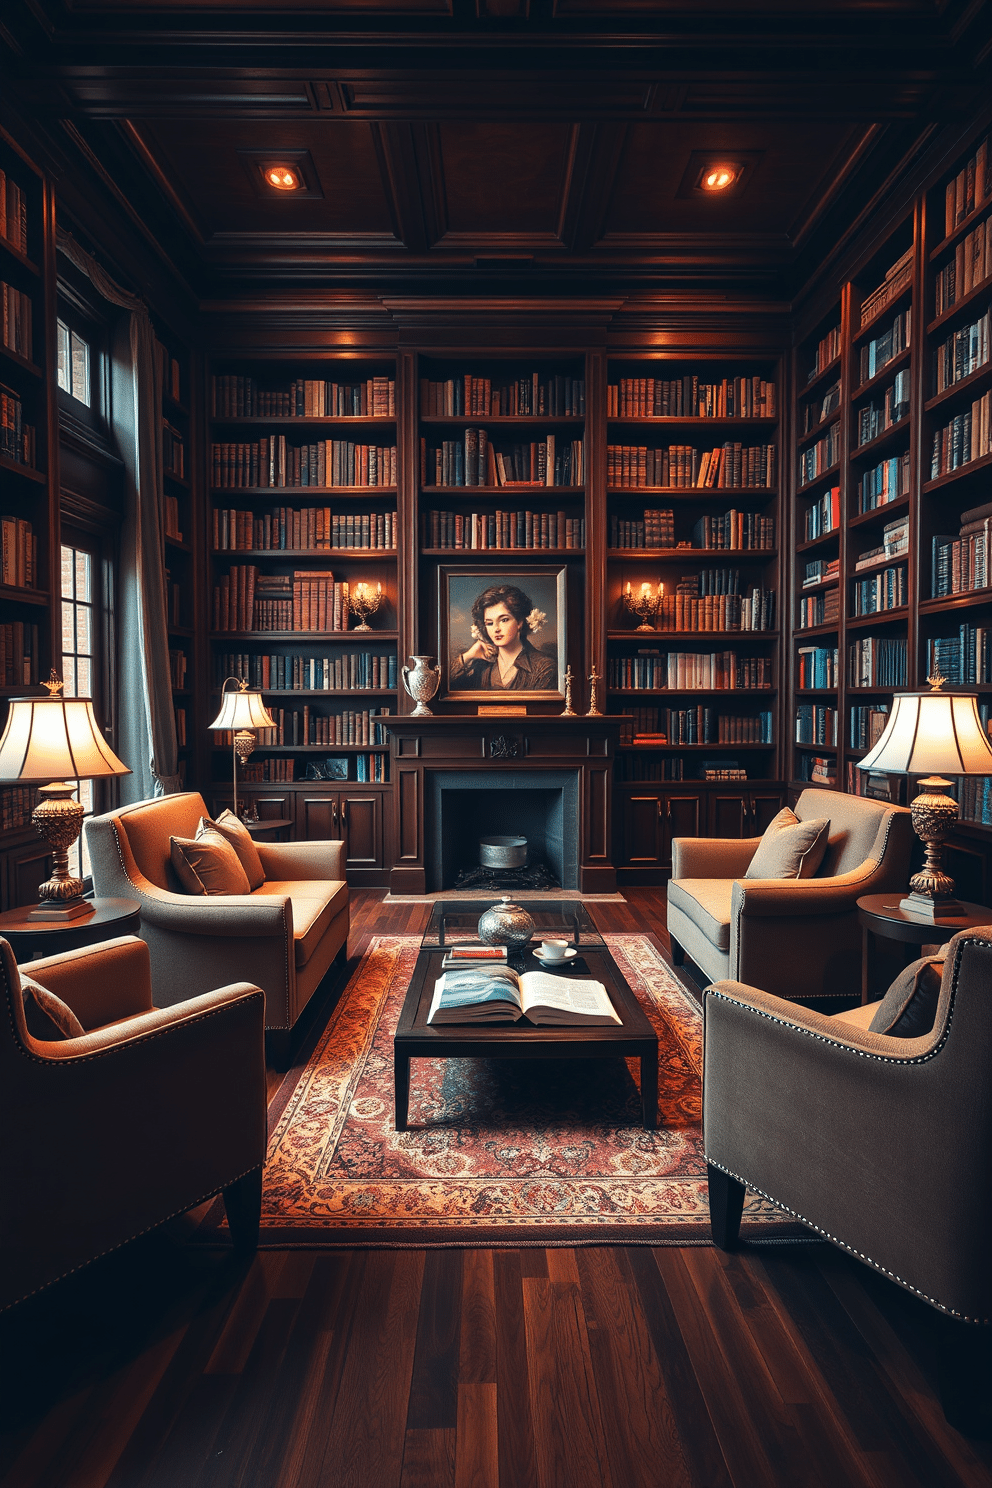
927 670 947 691
43 670 64 698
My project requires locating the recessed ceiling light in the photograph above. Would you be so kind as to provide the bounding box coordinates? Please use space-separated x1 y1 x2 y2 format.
263 165 302 192
698 163 741 193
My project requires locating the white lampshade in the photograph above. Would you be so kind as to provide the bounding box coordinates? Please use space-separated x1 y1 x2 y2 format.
859 689 992 777
208 686 276 732
0 694 131 783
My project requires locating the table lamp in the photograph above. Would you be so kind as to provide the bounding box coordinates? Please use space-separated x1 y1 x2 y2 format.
208 677 276 819
0 673 131 920
857 675 992 921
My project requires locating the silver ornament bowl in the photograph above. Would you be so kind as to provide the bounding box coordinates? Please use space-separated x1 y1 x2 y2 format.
479 835 527 869
477 895 536 947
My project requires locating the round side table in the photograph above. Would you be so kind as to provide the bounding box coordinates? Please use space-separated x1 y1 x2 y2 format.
856 894 992 1004
0 897 142 964
244 817 294 842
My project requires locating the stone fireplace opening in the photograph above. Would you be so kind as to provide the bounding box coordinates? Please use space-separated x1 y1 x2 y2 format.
428 770 580 891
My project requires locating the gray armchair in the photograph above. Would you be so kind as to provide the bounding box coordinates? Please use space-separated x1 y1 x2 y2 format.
703 925 992 1430
667 787 913 1001
84 792 349 1038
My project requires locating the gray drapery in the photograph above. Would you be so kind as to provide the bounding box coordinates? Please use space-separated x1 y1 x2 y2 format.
56 228 182 799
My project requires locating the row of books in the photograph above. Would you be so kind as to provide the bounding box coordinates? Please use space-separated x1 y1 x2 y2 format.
1 281 32 360
420 373 583 418
799 754 836 785
211 376 395 419
164 495 182 542
216 652 397 692
640 589 775 634
934 306 989 395
859 453 910 513
860 247 914 329
797 589 839 630
162 422 185 479
935 219 992 318
846 763 903 801
242 753 390 784
0 385 35 467
691 511 775 550
241 759 297 782
853 516 909 571
424 435 583 488
213 507 397 552
0 515 36 587
0 620 39 685
956 773 992 829
154 338 182 405
944 134 991 236
930 392 992 477
627 709 773 746
607 652 773 690
856 371 910 446
609 510 675 548
606 376 776 419
798 424 840 486
807 326 841 381
801 380 840 435
168 648 187 688
685 568 746 595
795 704 838 746
0 785 36 831
803 486 840 541
850 703 890 749
859 310 911 386
165 570 184 628
926 626 992 685
422 509 585 550
213 567 353 633
175 707 187 746
0 173 27 256
614 755 686 780
211 439 397 489
796 645 839 689
608 442 776 490
851 564 908 616
849 635 908 687
930 500 992 596
246 707 391 749
802 557 839 587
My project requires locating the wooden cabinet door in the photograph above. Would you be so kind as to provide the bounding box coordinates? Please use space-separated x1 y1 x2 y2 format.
620 792 664 866
708 791 749 838
340 793 383 869
660 791 705 868
297 790 342 842
750 790 785 834
4 838 52 911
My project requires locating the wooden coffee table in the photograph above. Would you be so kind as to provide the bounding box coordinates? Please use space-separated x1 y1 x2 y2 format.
393 900 659 1130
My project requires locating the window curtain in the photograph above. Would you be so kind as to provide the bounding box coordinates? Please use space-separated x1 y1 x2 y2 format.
56 229 182 799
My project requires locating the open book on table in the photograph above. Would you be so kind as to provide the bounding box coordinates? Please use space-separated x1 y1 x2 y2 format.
427 964 621 1026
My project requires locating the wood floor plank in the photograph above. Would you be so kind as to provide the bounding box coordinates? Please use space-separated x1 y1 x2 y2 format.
459 1251 496 1385
400 1427 456 1488
545 1249 580 1285
406 1250 463 1431
522 1276 615 1488
455 1383 498 1488
492 1251 538 1488
204 1254 289 1375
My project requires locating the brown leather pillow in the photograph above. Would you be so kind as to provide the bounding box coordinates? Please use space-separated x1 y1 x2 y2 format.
199 811 264 890
868 950 948 1037
170 830 251 896
21 975 85 1040
744 807 830 880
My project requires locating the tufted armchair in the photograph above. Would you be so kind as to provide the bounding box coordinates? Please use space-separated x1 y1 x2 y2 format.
84 791 349 1042
0 934 266 1312
703 925 992 1429
667 787 913 1001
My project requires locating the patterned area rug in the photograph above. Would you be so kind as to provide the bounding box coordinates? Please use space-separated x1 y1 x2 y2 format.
206 934 796 1246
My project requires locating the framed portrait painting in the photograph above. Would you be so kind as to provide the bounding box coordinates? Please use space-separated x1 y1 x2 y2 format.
439 565 567 702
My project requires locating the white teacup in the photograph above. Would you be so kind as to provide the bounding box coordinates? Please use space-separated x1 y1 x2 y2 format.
540 938 569 962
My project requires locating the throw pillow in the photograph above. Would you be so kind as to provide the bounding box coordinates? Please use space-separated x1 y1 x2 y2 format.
199 811 265 890
21 975 85 1040
170 830 251 896
868 949 948 1038
744 807 830 880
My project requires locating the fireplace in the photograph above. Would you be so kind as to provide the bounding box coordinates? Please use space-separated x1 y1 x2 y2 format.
429 770 580 890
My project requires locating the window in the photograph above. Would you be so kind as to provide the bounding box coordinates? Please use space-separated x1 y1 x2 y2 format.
57 319 91 406
61 542 96 877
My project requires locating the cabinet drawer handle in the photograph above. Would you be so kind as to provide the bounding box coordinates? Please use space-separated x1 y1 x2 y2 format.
332 802 339 826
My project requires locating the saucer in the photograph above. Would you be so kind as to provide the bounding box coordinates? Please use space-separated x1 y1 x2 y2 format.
532 946 578 966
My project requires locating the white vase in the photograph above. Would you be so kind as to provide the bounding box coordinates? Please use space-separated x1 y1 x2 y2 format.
402 655 441 717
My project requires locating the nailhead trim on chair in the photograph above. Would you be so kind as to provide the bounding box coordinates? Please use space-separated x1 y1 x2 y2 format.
706 936 992 1324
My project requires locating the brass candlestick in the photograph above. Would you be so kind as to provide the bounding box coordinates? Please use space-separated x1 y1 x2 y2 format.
562 665 577 717
586 664 603 717
623 581 664 631
350 581 382 632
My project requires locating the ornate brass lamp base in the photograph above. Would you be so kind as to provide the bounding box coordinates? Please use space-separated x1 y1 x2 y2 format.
29 782 93 921
898 776 968 923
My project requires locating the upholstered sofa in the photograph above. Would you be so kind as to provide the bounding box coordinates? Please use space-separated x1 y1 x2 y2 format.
667 787 913 1001
85 792 349 1037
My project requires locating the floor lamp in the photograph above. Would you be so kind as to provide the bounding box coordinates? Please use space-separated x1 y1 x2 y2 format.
0 673 131 920
208 677 276 819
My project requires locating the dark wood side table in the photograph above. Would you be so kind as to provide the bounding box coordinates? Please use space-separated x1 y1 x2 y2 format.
856 894 992 1004
244 817 294 842
0 898 142 963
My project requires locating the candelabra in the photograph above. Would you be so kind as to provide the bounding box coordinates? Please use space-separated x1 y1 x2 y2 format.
350 581 382 632
623 580 665 631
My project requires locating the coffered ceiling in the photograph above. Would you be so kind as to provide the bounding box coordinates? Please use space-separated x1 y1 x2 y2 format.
3 0 991 301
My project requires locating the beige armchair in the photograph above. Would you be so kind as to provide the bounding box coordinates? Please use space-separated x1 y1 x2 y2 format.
84 792 349 1044
667 787 913 1001
703 925 992 1430
1 934 266 1312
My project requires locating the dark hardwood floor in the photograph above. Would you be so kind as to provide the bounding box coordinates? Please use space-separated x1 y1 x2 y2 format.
2 887 990 1488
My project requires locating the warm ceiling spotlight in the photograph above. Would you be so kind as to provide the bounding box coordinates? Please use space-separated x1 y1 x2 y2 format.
699 163 740 193
264 165 300 192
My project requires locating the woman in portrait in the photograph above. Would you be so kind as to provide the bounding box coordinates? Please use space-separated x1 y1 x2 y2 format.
449 583 558 691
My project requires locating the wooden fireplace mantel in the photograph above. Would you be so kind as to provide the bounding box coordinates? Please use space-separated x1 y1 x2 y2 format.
386 715 623 895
